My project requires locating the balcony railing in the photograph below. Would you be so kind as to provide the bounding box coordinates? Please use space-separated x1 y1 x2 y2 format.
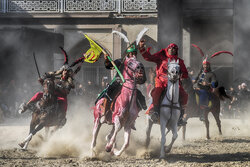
0 0 157 13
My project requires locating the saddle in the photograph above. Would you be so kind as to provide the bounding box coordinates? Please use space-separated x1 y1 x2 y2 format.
195 92 212 108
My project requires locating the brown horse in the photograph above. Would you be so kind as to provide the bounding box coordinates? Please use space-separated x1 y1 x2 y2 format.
19 78 66 150
182 79 232 140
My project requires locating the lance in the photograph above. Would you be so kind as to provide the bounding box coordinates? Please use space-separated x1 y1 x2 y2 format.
33 52 41 78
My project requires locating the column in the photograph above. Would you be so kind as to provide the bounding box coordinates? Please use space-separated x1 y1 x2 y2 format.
234 0 250 80
157 0 183 57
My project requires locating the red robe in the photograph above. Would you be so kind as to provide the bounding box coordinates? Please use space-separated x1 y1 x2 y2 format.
139 46 188 113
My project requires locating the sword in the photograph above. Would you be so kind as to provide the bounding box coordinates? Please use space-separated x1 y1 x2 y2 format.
33 52 41 78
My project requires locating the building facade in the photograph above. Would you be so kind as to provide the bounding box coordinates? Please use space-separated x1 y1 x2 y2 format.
2 0 249 89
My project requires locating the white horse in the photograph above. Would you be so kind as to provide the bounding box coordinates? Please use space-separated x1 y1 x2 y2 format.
145 59 181 159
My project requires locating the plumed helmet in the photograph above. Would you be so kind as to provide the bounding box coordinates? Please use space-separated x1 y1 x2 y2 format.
192 44 233 66
167 43 178 51
126 44 137 53
202 58 210 65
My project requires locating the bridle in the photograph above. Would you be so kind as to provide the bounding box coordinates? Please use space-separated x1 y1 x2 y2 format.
161 64 181 111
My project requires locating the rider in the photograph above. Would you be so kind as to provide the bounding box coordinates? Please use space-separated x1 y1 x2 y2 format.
139 40 189 126
96 44 147 126
193 58 218 121
18 66 75 124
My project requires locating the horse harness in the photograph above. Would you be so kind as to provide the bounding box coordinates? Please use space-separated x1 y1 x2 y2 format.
160 72 181 119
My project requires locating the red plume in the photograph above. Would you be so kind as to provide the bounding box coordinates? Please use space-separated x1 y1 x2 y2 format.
59 47 69 65
211 51 233 58
191 44 205 57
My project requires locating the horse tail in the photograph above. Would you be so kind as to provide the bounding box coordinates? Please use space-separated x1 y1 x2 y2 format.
218 86 232 101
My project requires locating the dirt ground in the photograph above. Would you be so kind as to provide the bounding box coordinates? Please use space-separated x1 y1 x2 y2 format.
0 103 250 167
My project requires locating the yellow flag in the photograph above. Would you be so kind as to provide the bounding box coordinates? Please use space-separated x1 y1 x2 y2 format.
83 34 103 63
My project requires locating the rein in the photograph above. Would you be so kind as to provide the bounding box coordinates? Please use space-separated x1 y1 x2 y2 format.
123 64 137 91
161 67 181 121
123 60 140 115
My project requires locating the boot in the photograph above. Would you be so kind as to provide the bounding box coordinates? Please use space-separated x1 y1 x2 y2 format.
136 90 147 110
178 108 187 126
150 105 160 123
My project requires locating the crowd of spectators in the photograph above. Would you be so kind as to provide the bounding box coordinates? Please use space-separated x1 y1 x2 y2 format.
221 82 250 119
0 68 249 122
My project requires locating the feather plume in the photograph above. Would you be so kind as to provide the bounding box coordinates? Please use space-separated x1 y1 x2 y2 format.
136 27 149 45
112 31 130 44
211 51 233 58
59 47 69 65
192 44 205 57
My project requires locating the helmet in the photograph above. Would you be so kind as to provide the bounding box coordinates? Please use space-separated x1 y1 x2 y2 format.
165 43 178 56
202 58 210 65
126 44 137 53
167 43 178 50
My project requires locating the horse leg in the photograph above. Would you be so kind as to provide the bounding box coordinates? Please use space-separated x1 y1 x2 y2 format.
91 117 102 157
160 117 167 159
145 115 153 149
166 125 178 154
181 116 189 141
182 125 187 141
105 116 121 153
19 121 46 150
166 110 180 154
27 119 47 143
105 125 115 142
204 111 210 139
113 127 131 156
211 110 222 135
19 114 38 149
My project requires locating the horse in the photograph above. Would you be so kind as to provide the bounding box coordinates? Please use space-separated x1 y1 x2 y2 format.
91 56 146 157
181 77 232 140
19 78 66 150
145 59 181 159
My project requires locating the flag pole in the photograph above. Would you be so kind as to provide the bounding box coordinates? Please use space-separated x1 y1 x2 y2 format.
101 49 125 83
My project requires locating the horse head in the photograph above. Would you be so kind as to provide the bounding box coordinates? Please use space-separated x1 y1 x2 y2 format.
167 59 180 83
42 78 55 103
126 57 146 85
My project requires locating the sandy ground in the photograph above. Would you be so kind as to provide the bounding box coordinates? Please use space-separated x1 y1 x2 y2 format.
0 101 250 167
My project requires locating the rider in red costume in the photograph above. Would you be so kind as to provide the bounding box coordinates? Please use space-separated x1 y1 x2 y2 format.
18 68 74 116
18 47 77 124
139 40 188 125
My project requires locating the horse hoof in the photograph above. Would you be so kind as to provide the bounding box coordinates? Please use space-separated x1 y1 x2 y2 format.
105 145 112 152
91 151 96 157
159 155 165 159
165 149 171 153
165 146 171 153
18 142 25 149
